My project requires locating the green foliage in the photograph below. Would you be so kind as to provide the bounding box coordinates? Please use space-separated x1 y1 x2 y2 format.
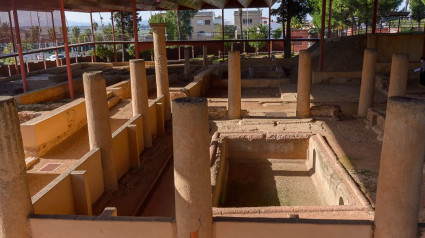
272 27 282 39
47 28 55 42
149 10 197 40
149 13 166 23
72 27 80 38
411 0 425 23
247 24 267 55
213 24 238 49
103 24 112 35
26 26 41 43
309 0 402 29
0 22 10 43
177 10 198 40
271 0 313 58
127 44 154 60
290 17 304 29
95 45 114 61
93 22 99 32
2 46 15 65
84 28 92 38
113 12 142 36
224 25 237 38
127 44 136 57
271 0 313 24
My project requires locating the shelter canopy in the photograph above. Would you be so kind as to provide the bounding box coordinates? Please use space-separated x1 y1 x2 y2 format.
3 0 277 12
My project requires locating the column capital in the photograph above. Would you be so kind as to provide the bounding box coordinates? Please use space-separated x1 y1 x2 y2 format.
150 23 166 30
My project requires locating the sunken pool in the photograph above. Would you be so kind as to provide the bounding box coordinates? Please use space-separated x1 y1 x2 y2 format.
210 133 371 216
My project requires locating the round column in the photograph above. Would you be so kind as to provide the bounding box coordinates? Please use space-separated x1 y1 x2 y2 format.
184 47 191 79
172 97 213 238
0 96 32 238
130 59 152 148
358 49 378 117
374 96 425 238
150 23 171 120
228 51 241 119
83 71 118 191
388 53 409 97
296 50 312 117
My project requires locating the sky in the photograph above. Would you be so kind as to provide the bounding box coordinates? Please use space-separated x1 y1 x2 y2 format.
64 5 281 26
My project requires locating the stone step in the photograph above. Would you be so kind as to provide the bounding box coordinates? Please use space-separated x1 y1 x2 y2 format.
107 96 120 109
106 91 114 99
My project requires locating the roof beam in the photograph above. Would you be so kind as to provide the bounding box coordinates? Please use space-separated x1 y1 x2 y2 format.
139 0 179 10
176 0 203 10
261 0 277 7
201 0 227 8
237 0 254 8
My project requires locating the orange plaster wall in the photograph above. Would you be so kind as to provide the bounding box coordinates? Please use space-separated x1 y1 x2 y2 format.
74 149 104 204
32 175 75 215
213 221 372 238
112 126 130 179
29 218 176 238
21 98 87 156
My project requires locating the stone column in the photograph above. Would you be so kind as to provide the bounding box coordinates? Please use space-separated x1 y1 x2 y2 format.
374 96 425 238
83 71 118 191
173 97 213 238
358 49 378 117
150 23 171 120
388 53 409 97
296 50 312 118
228 51 241 119
130 59 152 148
184 47 191 80
203 45 208 67
0 96 32 238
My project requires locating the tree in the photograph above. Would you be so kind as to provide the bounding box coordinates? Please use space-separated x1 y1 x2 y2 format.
149 13 177 40
113 12 141 36
178 10 198 40
149 11 197 40
224 25 237 38
95 45 113 62
28 26 41 43
411 0 425 27
309 0 401 31
72 27 80 43
0 22 10 43
48 28 55 42
213 24 236 49
271 0 313 58
247 24 267 55
272 27 283 39
113 12 142 61
93 22 99 32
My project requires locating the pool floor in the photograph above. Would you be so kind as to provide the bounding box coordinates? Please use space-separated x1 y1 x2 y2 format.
220 159 325 207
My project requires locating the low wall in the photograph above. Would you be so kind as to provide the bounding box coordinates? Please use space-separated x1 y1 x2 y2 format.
15 78 85 104
21 98 87 156
112 126 130 179
211 78 290 88
225 133 310 160
29 216 175 238
214 218 372 238
367 34 424 63
28 215 372 238
32 148 104 215
308 135 370 207
170 65 220 101
312 71 361 84
108 80 132 99
31 111 150 215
